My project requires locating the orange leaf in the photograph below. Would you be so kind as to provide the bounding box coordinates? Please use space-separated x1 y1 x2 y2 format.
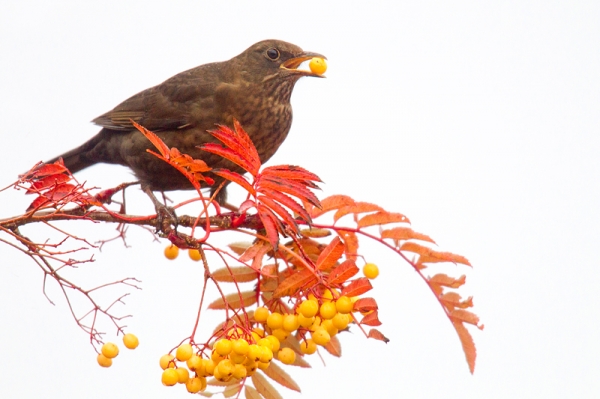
213 169 256 195
133 121 170 157
261 165 321 184
201 143 257 176
323 334 342 357
333 202 384 222
207 291 257 310
381 227 434 244
315 236 345 271
212 267 259 283
353 297 378 313
341 277 373 297
450 309 483 328
452 320 477 374
207 122 261 175
262 361 301 392
273 268 318 299
328 260 359 285
368 328 390 343
245 386 263 399
357 211 410 228
257 176 321 208
338 230 359 261
300 228 331 238
252 372 283 399
258 195 299 232
429 273 467 289
360 310 382 326
310 195 355 218
441 292 474 310
401 242 471 266
260 189 312 223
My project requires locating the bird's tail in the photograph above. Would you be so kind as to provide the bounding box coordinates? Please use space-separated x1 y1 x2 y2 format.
46 132 106 174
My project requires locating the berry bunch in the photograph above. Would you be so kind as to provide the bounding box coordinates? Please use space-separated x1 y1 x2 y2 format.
96 333 139 368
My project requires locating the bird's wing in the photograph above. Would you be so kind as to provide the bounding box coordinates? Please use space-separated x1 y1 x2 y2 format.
92 64 221 132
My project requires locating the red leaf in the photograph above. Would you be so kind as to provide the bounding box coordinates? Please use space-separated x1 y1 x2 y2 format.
133 121 170 157
201 143 258 176
258 195 299 232
27 162 68 178
261 165 321 184
328 260 359 285
26 173 71 194
353 297 378 313
259 188 312 223
256 175 320 208
315 236 345 271
368 329 390 343
257 204 283 249
360 310 382 326
213 169 256 195
341 277 373 297
272 268 318 299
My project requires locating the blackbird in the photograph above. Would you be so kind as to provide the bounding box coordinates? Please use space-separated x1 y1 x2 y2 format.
47 39 325 203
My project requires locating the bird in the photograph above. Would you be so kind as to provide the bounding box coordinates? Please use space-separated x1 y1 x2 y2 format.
46 39 325 205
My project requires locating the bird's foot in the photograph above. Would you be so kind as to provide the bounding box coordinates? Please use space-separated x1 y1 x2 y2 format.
142 184 178 234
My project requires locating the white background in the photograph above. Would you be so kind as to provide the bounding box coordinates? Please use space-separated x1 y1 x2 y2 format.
1 1 599 398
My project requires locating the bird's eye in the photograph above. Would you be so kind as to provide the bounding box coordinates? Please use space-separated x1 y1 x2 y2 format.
266 48 280 60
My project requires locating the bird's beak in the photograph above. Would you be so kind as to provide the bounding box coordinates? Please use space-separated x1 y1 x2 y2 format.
280 52 327 77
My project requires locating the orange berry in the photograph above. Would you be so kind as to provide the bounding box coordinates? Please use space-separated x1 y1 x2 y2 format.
319 301 337 319
363 263 379 279
101 342 119 359
176 343 193 361
265 335 281 353
309 57 327 75
161 368 179 386
247 344 262 362
164 244 179 260
282 314 300 332
266 312 283 330
176 367 190 384
122 333 139 349
300 339 317 355
214 339 233 356
186 376 206 393
335 296 353 314
97 353 112 368
186 355 202 371
159 354 175 370
277 347 296 365
271 328 289 342
188 248 201 261
298 313 314 328
254 307 270 323
232 338 250 355
321 319 339 337
298 299 319 318
332 312 350 330
311 327 331 346
232 363 247 379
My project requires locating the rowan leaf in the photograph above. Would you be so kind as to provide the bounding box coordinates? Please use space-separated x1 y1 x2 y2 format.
245 385 263 399
228 241 252 256
310 195 355 218
429 273 467 289
26 162 68 178
262 360 301 392
211 267 258 283
381 227 434 244
401 242 471 266
333 202 384 222
315 236 345 271
358 211 410 228
368 329 390 343
207 291 256 310
441 292 474 310
341 277 373 297
273 268 318 299
257 205 283 249
212 169 256 195
206 121 261 175
256 175 320 208
261 165 321 184
201 143 257 176
353 297 378 313
133 122 170 157
258 195 299 232
328 260 359 285
25 174 71 194
252 372 283 399
450 309 483 328
452 320 477 374
360 310 382 326
300 228 331 238
338 230 359 261
323 334 341 357
260 189 312 223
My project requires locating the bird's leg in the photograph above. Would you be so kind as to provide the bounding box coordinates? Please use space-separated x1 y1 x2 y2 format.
141 184 178 233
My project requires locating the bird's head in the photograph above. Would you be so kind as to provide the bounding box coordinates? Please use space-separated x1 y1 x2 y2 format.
236 39 326 83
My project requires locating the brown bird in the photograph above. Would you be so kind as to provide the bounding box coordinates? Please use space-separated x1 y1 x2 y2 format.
47 39 325 204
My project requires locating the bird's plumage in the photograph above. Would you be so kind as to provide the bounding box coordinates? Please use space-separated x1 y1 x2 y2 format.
47 39 324 202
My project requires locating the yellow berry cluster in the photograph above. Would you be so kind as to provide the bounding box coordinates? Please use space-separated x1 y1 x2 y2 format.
96 333 139 368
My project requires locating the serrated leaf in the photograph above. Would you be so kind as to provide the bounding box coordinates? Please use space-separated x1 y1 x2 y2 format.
333 202 383 222
300 228 331 238
338 230 359 261
452 320 477 374
429 274 466 289
323 334 341 357
213 169 256 195
328 260 359 285
353 297 378 313
381 227 433 243
273 269 318 299
252 372 283 399
441 292 474 310
358 211 410 227
262 361 301 392
207 290 257 310
258 194 299 232
310 195 355 218
360 310 382 326
25 174 71 194
401 242 471 266
245 385 263 399
315 236 345 271
27 162 68 178
450 309 483 328
368 329 390 343
341 277 373 297
212 266 259 283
